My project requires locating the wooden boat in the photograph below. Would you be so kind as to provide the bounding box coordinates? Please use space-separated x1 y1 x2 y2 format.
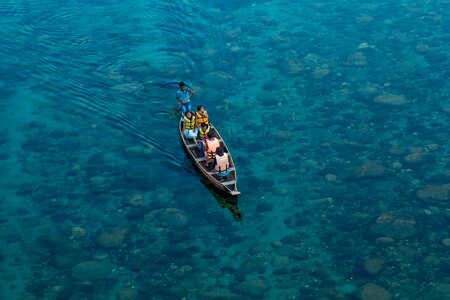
179 119 240 196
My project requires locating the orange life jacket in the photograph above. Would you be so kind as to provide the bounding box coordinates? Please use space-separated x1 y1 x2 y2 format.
196 111 209 127
205 138 220 159
214 153 229 172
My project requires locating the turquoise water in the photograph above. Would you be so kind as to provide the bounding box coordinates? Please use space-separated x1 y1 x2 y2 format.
1 0 450 298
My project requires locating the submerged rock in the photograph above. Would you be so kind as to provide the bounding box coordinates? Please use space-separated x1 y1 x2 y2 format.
312 67 330 79
358 283 392 300
388 143 406 155
198 289 244 300
375 236 395 246
275 159 297 171
280 234 302 245
96 226 130 248
238 279 271 297
371 212 417 239
272 255 291 267
442 238 450 247
274 245 309 260
340 160 385 180
124 145 144 157
416 184 450 204
70 226 87 239
117 287 139 300
362 258 385 275
347 51 367 66
403 152 428 165
52 248 91 269
271 188 290 197
277 58 305 76
303 53 323 65
391 244 417 264
202 71 234 85
269 34 294 50
71 261 113 282
239 258 265 274
373 94 406 107
157 208 190 228
127 193 144 207
415 43 429 54
424 283 450 299
89 175 111 193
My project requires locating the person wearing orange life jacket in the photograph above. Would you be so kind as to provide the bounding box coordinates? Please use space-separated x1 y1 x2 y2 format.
204 130 220 163
195 105 209 128
181 111 198 141
211 146 231 179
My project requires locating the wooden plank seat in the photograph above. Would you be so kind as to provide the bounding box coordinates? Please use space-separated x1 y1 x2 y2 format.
220 180 236 186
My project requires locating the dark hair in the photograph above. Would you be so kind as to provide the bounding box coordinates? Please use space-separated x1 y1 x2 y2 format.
179 82 185 87
200 122 208 128
207 131 216 139
197 105 203 111
216 147 224 156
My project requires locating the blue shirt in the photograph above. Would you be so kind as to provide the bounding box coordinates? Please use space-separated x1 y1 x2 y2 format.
176 88 190 103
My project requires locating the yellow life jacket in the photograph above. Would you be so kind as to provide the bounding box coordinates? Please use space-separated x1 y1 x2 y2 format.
205 138 220 159
196 111 209 127
214 153 229 172
198 125 210 140
182 114 196 130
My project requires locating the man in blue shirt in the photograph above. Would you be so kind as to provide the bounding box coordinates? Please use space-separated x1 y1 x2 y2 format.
176 82 193 114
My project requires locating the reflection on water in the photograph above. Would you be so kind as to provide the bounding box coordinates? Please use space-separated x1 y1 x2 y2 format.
200 178 243 222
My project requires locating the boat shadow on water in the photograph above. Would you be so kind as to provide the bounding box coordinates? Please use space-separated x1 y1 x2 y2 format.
199 178 243 222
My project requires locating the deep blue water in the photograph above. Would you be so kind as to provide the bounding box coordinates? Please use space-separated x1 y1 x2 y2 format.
1 0 450 299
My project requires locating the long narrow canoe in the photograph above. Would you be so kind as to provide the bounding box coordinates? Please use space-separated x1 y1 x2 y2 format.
179 119 240 196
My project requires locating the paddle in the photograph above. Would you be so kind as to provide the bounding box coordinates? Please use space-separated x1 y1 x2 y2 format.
173 87 200 115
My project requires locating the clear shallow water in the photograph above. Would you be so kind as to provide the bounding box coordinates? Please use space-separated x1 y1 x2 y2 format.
1 0 449 299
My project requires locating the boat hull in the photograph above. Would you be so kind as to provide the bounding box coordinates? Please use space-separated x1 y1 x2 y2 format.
179 120 240 196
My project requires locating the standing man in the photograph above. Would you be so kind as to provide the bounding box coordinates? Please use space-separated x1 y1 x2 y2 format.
176 82 193 114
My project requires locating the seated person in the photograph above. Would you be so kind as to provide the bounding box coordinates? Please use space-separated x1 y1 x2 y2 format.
198 122 210 140
211 147 231 179
204 130 220 163
197 122 210 153
196 105 209 128
181 111 198 140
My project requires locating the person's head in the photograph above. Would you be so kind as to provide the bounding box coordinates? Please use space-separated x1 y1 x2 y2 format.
185 111 192 118
197 105 205 112
216 147 224 156
200 122 208 130
179 82 185 91
207 130 216 139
